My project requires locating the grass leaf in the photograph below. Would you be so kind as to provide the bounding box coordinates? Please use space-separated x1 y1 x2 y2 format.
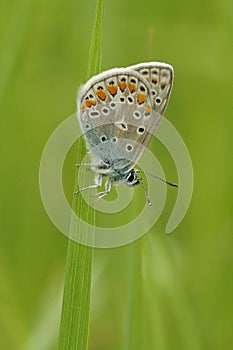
125 238 143 350
58 1 104 349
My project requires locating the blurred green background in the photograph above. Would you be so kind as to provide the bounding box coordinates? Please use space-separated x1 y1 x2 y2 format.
0 0 232 349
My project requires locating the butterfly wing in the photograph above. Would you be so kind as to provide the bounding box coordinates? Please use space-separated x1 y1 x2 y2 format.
77 63 173 172
128 62 174 114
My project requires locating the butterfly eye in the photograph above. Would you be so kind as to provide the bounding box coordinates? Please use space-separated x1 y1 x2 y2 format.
126 172 135 182
125 170 139 186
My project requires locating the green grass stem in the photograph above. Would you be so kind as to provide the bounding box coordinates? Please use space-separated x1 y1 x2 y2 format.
58 1 104 349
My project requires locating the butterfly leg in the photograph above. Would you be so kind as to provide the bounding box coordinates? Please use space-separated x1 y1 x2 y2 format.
95 179 112 200
74 174 102 195
75 163 93 167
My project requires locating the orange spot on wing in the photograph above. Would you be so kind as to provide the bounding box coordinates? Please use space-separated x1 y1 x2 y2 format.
81 104 85 111
118 81 127 92
145 105 151 115
128 82 137 93
96 89 107 100
85 100 92 108
91 100 97 106
160 82 166 89
85 99 96 108
107 85 117 96
152 77 157 83
137 93 146 105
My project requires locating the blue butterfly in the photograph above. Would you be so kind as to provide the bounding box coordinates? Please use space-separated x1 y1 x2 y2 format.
76 62 177 204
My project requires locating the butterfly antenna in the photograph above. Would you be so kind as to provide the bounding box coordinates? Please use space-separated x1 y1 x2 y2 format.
136 170 178 188
139 179 152 206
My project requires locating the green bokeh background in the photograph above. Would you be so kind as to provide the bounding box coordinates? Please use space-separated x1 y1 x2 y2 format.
1 0 232 349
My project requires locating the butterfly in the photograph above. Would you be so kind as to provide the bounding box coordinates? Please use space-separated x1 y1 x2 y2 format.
75 62 177 204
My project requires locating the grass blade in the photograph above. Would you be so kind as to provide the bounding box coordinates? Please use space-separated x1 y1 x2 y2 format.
58 1 104 349
125 238 143 350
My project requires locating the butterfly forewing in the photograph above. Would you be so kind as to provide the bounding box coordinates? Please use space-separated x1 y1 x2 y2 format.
128 62 174 114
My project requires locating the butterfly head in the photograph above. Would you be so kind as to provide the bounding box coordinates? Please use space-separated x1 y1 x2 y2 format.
123 169 141 187
95 162 141 187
